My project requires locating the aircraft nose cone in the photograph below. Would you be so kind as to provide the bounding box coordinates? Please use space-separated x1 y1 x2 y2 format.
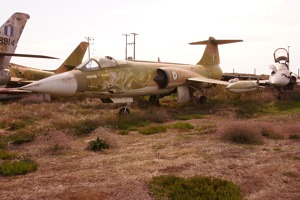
21 72 78 96
269 72 290 87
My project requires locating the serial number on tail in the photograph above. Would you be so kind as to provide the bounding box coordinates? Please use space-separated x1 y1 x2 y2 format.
0 37 15 46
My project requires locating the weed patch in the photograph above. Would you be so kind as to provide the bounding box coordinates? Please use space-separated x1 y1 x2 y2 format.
175 113 203 120
196 124 217 134
0 136 8 149
169 122 194 130
8 131 36 145
289 134 300 140
88 137 109 151
47 144 67 156
0 158 38 176
220 121 264 145
0 150 18 160
73 118 99 136
0 118 34 131
148 175 242 200
139 126 167 135
259 123 284 140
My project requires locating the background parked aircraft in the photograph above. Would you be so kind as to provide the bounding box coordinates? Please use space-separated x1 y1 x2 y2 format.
0 12 56 88
7 41 88 87
22 37 260 113
264 48 300 99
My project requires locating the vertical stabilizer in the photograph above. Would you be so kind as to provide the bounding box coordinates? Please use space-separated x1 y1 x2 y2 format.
189 37 243 65
0 12 30 69
55 42 89 73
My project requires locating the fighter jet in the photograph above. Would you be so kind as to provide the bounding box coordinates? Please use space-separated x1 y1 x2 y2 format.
7 41 88 87
265 48 300 99
21 36 260 113
0 12 56 88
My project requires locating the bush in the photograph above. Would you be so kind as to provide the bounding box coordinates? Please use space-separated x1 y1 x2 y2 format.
170 122 194 130
0 150 18 160
221 121 264 145
148 175 242 200
139 126 167 135
73 119 99 136
175 114 203 120
289 134 300 140
259 123 283 140
88 137 109 151
0 158 38 176
0 118 35 131
0 136 8 149
8 131 36 145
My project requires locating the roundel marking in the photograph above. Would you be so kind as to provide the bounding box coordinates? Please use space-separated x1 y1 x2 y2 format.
171 71 178 80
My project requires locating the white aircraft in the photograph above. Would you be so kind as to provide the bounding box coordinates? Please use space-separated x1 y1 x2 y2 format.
266 48 300 99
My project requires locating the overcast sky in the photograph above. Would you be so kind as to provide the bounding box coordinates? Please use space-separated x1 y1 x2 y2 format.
2 0 300 75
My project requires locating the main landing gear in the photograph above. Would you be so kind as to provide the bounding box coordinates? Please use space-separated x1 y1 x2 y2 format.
149 95 160 106
198 95 207 105
118 106 130 116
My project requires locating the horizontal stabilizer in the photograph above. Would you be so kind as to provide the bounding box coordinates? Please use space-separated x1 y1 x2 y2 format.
189 36 243 65
189 37 243 45
0 53 58 59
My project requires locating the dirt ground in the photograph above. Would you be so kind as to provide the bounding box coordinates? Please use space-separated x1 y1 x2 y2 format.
0 103 299 200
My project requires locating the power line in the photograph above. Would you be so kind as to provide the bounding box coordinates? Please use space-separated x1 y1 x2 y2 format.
85 36 94 58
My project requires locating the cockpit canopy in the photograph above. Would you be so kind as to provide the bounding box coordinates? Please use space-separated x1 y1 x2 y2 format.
76 56 119 71
273 48 289 64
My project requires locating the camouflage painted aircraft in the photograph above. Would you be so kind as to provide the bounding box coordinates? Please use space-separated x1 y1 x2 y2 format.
0 12 57 88
7 41 88 87
22 36 260 113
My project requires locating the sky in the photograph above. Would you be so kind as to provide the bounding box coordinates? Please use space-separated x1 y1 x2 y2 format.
2 0 300 75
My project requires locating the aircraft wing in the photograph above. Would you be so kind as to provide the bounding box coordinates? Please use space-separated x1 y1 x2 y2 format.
0 87 31 94
0 53 58 59
188 76 261 94
187 76 230 86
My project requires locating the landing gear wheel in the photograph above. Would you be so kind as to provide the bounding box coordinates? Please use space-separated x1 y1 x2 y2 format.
198 96 207 105
149 95 160 106
119 107 130 116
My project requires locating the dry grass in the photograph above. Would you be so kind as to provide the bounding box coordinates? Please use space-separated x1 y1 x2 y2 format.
0 93 300 200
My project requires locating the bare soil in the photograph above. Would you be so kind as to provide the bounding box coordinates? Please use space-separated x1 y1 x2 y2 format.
0 101 299 200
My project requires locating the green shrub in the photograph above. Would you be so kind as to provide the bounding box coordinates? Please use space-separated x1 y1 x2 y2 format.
148 175 242 200
170 122 194 130
112 114 150 130
73 118 99 136
0 150 18 160
1 118 35 131
0 136 8 149
175 114 203 120
139 126 167 135
289 134 300 140
196 124 217 135
8 131 36 145
0 158 38 176
88 137 109 151
118 130 129 135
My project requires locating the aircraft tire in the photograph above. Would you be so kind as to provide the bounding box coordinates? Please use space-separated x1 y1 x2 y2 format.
198 96 207 105
119 107 130 116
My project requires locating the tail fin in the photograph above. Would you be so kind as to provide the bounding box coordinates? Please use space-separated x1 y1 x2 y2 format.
55 42 89 73
189 36 243 65
0 12 30 69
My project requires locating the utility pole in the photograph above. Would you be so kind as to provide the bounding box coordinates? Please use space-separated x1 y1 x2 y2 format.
122 34 130 59
130 33 138 60
85 36 94 58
